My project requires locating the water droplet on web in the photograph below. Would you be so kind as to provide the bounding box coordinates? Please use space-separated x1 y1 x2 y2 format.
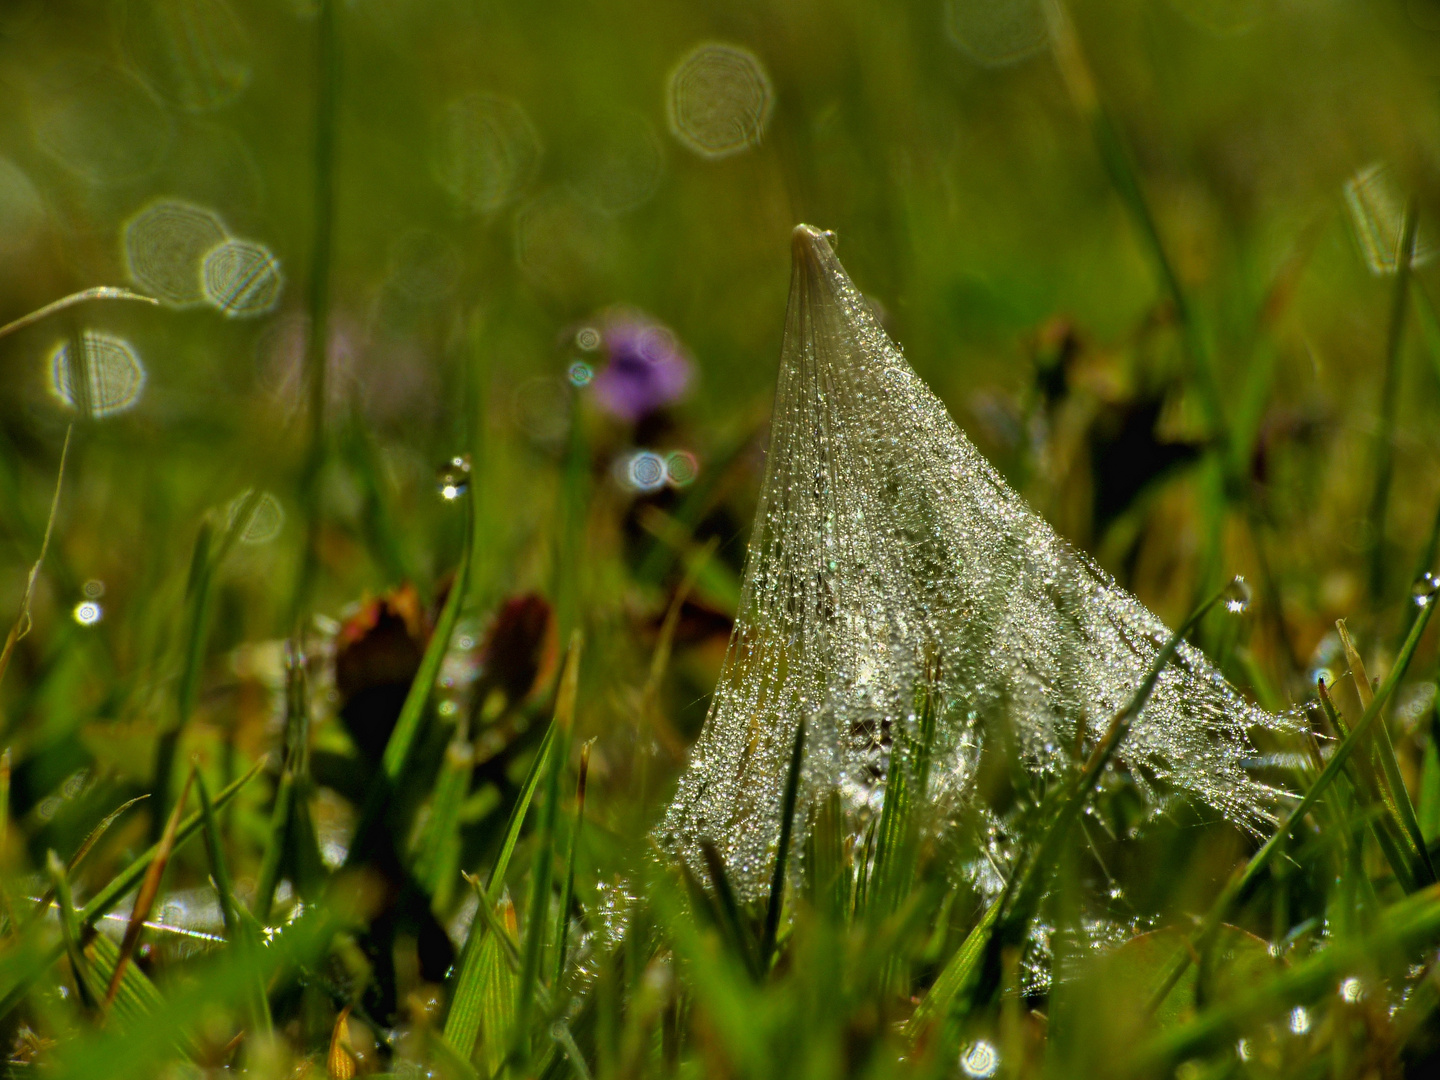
73 601 102 626
1289 1005 1311 1034
1412 572 1440 605
49 331 146 417
82 579 105 599
666 43 773 159
568 361 594 386
437 455 472 500
202 237 282 316
124 199 229 307
575 326 602 351
1340 976 1363 1003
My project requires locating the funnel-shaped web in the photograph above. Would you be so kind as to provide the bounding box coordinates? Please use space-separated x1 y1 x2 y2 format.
660 225 1286 894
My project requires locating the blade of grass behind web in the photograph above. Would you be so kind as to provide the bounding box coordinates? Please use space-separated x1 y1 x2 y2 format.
759 719 806 972
925 581 1237 1020
287 0 341 629
1147 590 1439 1014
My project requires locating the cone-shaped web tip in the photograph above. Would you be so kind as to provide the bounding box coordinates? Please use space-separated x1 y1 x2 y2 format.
791 223 837 270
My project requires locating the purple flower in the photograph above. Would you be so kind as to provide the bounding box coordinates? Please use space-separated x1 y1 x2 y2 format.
590 311 693 422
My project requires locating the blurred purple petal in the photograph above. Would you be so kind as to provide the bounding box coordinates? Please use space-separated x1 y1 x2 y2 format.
590 311 693 421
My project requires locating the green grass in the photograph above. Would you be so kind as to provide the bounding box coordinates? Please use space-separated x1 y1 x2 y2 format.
5 0 1440 1076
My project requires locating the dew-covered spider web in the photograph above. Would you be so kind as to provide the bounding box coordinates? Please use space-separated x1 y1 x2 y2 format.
660 224 1288 895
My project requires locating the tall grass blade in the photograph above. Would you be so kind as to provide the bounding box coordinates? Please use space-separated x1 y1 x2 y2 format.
983 581 1239 995
443 646 566 1058
105 767 195 1009
699 839 759 980
197 770 272 1034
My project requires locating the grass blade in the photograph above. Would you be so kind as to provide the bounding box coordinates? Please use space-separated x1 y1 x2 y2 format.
105 767 195 1009
1337 619 1436 883
442 641 570 1058
196 770 273 1035
0 424 72 691
0 287 157 341
554 739 592 988
516 631 583 1062
46 851 99 1011
347 491 475 864
1366 201 1420 602
760 718 805 972
0 758 263 1019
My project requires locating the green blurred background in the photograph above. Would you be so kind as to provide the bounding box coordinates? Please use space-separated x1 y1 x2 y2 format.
4 0 1440 935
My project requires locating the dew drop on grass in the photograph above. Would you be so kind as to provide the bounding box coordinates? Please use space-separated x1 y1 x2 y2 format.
1412 572 1440 605
661 224 1290 893
436 455 472 500
202 237 283 316
666 43 773 159
1223 575 1252 614
124 198 229 307
49 331 146 417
